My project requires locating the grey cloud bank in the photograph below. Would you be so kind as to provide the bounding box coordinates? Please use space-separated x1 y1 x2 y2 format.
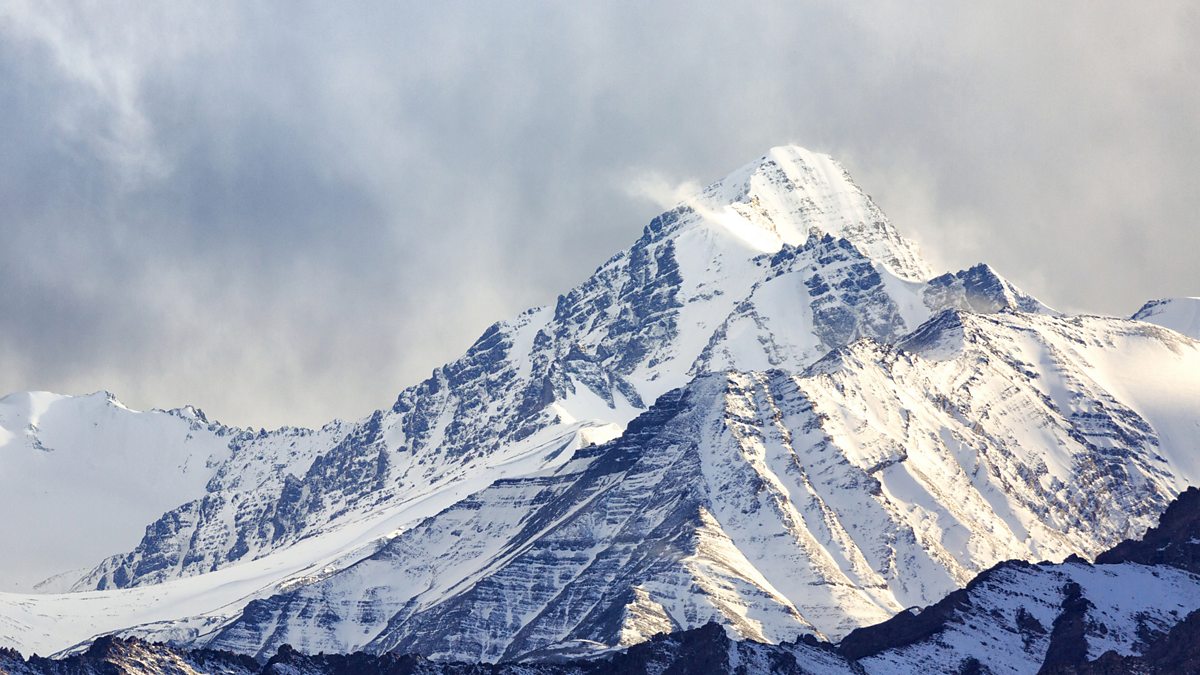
1 1 1197 428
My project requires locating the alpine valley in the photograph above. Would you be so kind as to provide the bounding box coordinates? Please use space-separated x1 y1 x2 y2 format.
2 146 1199 674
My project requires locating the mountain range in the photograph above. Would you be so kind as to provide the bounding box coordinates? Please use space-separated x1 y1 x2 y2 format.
1 145 1198 673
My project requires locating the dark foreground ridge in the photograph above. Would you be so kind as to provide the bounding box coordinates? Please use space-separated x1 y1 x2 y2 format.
0 624 843 675
5 486 1200 675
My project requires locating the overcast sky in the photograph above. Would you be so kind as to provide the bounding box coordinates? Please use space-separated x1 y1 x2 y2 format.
1 1 1197 428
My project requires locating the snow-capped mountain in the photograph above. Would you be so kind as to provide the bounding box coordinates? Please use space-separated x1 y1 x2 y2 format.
77 145 1042 596
1 144 1198 664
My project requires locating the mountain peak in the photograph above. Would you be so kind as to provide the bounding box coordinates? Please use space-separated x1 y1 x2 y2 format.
663 145 933 281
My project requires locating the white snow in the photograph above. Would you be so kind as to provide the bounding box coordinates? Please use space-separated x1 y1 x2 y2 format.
0 392 231 592
1132 297 1200 340
0 420 601 657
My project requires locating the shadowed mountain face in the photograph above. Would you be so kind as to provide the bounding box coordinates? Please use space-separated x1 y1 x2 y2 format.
3 145 1200 665
1095 485 1200 573
6 487 1200 674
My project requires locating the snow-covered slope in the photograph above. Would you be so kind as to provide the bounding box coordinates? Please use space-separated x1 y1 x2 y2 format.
0 392 233 591
0 388 369 597
202 309 1200 661
1133 297 1200 340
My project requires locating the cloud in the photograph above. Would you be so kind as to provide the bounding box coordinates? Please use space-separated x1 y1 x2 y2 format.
623 172 704 213
1 1 1197 427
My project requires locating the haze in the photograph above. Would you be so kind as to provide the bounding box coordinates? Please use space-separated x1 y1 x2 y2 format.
1 1 1196 428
